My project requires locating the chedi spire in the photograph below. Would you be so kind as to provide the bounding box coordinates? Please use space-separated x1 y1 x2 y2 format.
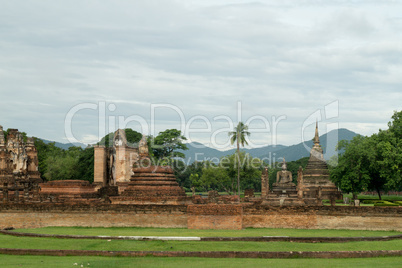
314 121 320 145
310 121 324 161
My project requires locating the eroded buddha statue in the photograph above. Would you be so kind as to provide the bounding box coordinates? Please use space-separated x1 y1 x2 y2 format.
274 158 294 186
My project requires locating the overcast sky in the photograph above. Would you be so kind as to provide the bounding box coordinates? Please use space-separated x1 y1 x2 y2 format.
0 0 401 150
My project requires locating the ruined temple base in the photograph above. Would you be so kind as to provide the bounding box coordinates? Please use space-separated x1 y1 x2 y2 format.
39 180 98 202
262 198 305 207
113 166 189 205
300 179 343 201
263 184 305 206
109 196 191 205
116 182 129 194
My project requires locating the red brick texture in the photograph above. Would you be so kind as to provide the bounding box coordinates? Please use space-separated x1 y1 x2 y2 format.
187 204 243 230
0 248 401 259
0 203 401 231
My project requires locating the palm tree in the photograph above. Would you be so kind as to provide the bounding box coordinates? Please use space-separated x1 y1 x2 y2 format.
229 122 250 197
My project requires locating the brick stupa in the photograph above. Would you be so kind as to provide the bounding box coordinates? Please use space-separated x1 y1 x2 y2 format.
298 122 342 204
110 136 188 205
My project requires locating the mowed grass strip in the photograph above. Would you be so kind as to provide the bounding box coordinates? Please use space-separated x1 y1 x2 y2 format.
1 255 402 268
14 227 402 238
1 234 401 252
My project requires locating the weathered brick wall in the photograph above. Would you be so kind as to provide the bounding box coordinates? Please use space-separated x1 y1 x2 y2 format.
187 204 243 230
0 204 187 229
243 205 402 231
0 203 401 231
1 248 401 259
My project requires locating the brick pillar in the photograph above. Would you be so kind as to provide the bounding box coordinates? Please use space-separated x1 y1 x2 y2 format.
297 166 304 198
94 146 108 186
114 146 126 183
261 167 269 199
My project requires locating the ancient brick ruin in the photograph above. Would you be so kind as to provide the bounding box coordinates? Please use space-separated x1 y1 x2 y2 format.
93 130 188 204
0 126 42 202
259 123 341 206
2 124 395 231
93 129 139 192
298 123 343 205
264 158 304 206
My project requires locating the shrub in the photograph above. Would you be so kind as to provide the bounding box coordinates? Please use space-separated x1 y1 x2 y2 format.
393 201 402 206
374 201 399 207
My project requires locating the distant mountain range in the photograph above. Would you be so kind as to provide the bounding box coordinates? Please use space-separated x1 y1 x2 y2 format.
40 139 87 150
43 128 358 164
179 128 358 163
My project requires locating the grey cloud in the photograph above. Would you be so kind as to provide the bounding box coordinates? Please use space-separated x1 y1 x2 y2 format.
0 0 401 147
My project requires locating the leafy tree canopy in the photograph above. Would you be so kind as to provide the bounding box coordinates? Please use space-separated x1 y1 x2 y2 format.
98 128 142 147
191 152 262 194
151 129 188 159
331 110 402 199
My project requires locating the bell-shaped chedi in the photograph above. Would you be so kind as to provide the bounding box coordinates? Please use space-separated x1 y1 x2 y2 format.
298 122 342 203
111 135 188 205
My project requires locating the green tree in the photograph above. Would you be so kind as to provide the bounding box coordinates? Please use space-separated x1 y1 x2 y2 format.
331 110 402 199
192 152 262 195
76 147 95 182
189 173 204 191
174 160 204 190
371 111 402 195
43 146 83 181
151 129 188 160
34 138 65 180
125 129 143 146
222 152 262 192
228 122 250 197
98 128 142 147
331 135 376 200
200 165 233 194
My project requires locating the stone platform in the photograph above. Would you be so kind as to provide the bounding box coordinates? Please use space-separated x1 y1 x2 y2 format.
39 180 99 201
111 166 189 205
265 183 304 206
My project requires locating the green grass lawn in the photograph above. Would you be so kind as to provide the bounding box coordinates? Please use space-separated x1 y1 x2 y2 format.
1 227 401 267
1 234 401 252
1 255 401 268
14 226 401 237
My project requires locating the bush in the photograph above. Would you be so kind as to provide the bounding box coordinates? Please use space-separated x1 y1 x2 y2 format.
374 201 399 206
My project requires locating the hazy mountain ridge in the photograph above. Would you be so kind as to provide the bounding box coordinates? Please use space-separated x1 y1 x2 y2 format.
181 128 358 163
39 139 87 150
42 128 358 163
